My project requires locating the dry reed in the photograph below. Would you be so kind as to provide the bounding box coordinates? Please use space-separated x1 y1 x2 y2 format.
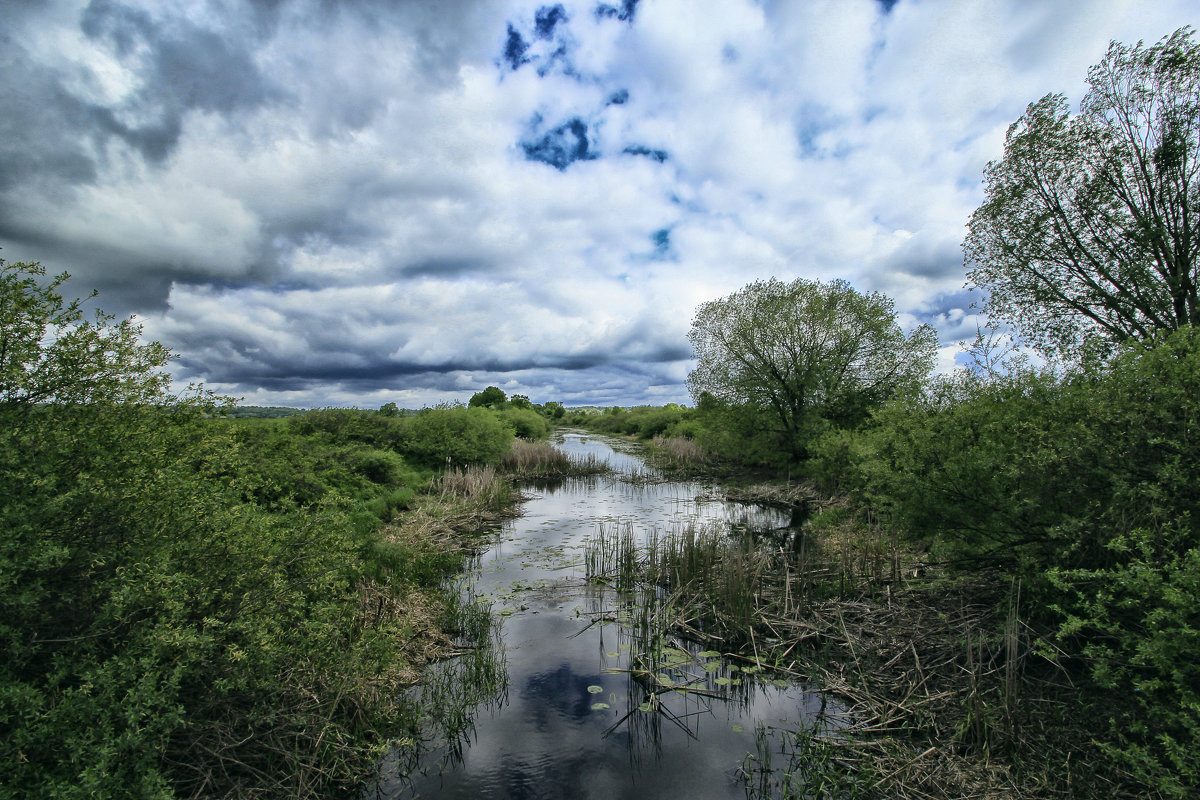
498 438 609 479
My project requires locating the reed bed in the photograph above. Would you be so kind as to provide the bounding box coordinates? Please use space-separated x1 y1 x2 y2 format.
648 435 709 469
498 438 610 479
582 494 1084 799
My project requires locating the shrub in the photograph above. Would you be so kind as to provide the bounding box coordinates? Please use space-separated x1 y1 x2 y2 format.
497 406 551 439
394 406 513 468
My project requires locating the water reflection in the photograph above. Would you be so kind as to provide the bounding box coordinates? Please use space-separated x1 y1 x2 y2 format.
372 432 834 800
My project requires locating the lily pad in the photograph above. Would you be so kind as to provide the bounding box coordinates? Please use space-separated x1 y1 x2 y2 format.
591 702 610 711
587 685 605 694
699 650 722 659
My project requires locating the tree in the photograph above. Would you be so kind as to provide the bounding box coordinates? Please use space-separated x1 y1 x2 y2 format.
1 259 174 408
965 27 1200 360
686 277 936 461
468 385 506 408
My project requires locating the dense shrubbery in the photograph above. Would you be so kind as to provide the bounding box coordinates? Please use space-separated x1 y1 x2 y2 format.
0 260 544 799
792 329 1200 797
0 398 428 798
577 403 692 440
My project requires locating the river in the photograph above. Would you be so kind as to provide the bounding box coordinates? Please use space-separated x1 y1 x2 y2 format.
372 431 833 799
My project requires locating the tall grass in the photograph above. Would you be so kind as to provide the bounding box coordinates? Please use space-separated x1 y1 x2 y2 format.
649 435 708 469
437 465 512 510
498 438 610 479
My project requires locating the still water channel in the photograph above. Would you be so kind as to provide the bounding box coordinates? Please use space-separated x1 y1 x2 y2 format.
374 431 831 799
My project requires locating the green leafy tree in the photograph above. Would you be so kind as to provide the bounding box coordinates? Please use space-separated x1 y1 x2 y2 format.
965 28 1200 359
1 259 174 407
468 386 507 408
686 277 936 461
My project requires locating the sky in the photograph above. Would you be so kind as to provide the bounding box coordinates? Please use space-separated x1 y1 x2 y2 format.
1 0 1195 409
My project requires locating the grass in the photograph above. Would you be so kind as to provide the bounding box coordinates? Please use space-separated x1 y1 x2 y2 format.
648 435 709 472
498 438 610 479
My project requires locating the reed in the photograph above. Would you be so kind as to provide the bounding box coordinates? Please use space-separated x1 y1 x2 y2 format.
584 520 641 593
437 465 512 510
648 435 708 469
499 438 610 479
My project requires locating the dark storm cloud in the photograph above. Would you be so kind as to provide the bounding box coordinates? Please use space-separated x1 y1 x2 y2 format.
175 343 642 393
880 236 963 281
0 56 98 193
79 0 280 161
399 257 491 279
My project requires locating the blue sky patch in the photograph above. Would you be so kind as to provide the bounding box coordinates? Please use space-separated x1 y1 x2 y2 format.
535 5 569 39
503 23 532 70
622 144 668 162
522 117 597 170
595 0 639 23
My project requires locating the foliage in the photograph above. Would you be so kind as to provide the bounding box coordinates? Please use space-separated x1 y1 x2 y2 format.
468 385 507 409
965 27 1200 360
837 367 1097 569
687 277 936 461
1 259 174 406
229 418 425 514
582 403 691 440
1044 328 1200 797
394 405 514 468
284 404 515 469
0 261 472 798
496 406 552 439
690 393 793 470
219 404 305 418
802 327 1200 796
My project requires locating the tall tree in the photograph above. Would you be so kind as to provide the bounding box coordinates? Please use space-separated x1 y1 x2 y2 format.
965 27 1200 359
687 277 936 461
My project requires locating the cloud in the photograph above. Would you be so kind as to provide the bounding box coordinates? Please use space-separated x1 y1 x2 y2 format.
3 0 1198 407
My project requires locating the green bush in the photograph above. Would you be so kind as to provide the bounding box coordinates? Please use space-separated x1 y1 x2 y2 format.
1044 330 1200 797
0 262 451 798
394 405 513 468
817 329 1200 796
497 406 552 439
